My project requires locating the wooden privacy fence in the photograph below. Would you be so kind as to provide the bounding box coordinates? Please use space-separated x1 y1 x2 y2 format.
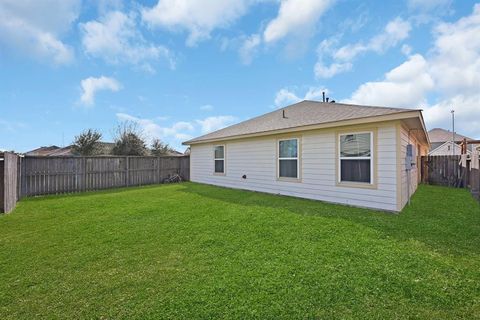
420 154 480 201
0 155 190 213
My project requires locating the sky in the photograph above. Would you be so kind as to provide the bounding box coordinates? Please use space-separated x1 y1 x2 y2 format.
1 0 480 153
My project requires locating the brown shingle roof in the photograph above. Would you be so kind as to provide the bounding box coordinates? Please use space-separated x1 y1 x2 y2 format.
428 128 472 143
24 146 61 156
184 100 419 144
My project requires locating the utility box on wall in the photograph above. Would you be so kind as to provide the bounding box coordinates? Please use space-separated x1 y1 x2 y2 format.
405 144 416 170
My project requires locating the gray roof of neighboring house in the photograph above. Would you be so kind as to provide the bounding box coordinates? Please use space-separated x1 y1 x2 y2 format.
428 128 473 143
24 146 61 156
184 100 419 144
25 142 115 156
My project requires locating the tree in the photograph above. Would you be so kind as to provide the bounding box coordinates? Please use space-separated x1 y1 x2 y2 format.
112 122 147 156
72 129 102 156
151 138 174 156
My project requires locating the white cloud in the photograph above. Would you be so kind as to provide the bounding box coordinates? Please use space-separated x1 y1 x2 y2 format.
0 0 79 64
239 34 261 65
428 7 480 96
263 0 334 44
314 60 352 78
116 113 195 142
141 0 251 46
315 17 411 78
334 17 411 61
275 89 302 107
424 94 480 138
114 113 237 149
196 116 237 134
401 44 412 55
80 76 122 106
274 86 329 108
345 54 434 108
346 4 480 138
80 11 174 71
200 105 214 111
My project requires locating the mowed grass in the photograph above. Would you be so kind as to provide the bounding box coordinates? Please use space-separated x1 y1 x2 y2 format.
0 183 479 319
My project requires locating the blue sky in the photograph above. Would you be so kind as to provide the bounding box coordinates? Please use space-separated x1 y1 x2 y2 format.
1 0 479 152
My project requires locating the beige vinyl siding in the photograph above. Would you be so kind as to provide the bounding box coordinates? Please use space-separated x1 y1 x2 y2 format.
398 124 427 209
190 122 399 211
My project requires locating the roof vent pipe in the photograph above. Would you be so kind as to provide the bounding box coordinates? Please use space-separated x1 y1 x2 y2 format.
322 91 325 102
326 97 329 103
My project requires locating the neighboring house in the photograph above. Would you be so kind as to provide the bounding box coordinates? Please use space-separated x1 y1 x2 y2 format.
161 150 185 157
428 141 472 156
25 145 61 156
183 100 430 212
25 142 115 156
428 128 476 155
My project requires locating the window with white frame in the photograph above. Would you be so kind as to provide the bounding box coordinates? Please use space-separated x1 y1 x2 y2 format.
339 132 372 183
278 139 298 178
214 145 225 173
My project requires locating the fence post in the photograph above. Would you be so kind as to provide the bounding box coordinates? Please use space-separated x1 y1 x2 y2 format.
471 151 479 201
17 156 21 200
125 156 129 187
460 154 467 188
1 152 19 213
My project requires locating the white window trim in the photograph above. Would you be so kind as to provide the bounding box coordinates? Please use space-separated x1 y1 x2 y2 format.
277 138 300 180
338 131 374 185
213 145 225 175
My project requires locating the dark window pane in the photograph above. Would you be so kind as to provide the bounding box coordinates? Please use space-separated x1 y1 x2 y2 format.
215 160 224 173
279 139 297 158
214 146 224 159
279 159 297 178
340 159 371 183
340 133 371 157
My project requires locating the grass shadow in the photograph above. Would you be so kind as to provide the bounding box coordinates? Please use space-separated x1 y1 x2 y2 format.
179 182 480 256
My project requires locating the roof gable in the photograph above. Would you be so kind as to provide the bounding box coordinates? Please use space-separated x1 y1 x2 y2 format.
428 141 472 156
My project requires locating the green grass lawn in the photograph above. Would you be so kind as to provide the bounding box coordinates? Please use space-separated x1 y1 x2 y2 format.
0 183 479 319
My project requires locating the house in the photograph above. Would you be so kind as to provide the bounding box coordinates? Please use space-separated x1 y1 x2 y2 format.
428 141 472 156
183 100 430 212
428 128 477 155
25 142 115 156
25 145 61 156
161 150 186 157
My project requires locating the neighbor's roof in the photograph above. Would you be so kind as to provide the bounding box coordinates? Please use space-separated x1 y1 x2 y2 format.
184 100 421 145
428 128 472 143
24 145 60 156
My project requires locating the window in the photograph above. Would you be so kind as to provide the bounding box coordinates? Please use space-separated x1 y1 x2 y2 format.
339 132 372 184
278 139 298 179
214 145 225 174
